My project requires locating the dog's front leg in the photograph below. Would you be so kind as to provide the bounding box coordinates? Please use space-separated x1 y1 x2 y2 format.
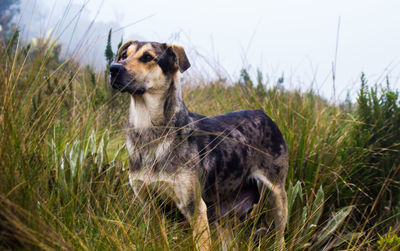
173 179 211 251
130 179 151 219
193 199 212 251
181 198 211 251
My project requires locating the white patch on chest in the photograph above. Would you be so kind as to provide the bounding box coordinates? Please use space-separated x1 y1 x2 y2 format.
126 137 135 157
129 96 152 128
141 138 173 169
154 139 172 159
126 136 172 166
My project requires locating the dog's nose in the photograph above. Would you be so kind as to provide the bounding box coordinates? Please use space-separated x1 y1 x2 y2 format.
110 63 126 75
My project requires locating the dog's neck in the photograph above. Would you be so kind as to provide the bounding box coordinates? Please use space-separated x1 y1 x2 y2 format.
128 78 189 129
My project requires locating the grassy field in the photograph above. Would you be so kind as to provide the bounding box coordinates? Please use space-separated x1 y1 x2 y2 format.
1 29 400 250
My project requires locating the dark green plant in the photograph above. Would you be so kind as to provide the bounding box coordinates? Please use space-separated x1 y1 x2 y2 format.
117 36 124 51
256 69 266 97
105 28 114 68
239 68 253 88
348 73 400 229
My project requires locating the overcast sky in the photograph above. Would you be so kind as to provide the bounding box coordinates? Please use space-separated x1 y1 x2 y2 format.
18 0 400 100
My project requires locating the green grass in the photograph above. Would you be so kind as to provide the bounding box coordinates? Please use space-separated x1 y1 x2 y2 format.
1 29 399 250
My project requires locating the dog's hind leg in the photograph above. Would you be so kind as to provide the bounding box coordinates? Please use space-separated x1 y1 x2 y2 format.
269 185 287 249
251 171 287 249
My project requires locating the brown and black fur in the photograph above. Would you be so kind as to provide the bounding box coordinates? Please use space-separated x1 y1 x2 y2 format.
110 40 288 250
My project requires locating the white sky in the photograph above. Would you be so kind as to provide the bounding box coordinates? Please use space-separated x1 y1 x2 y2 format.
19 0 400 100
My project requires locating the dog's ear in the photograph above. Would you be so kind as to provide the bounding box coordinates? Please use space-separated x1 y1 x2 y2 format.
170 45 191 73
158 44 191 74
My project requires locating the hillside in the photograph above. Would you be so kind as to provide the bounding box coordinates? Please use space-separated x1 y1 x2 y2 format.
1 31 399 250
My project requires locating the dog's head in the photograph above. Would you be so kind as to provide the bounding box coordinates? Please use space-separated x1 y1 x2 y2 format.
109 41 190 95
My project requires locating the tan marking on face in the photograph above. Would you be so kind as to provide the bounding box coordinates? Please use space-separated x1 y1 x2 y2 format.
131 43 154 58
115 40 136 61
123 43 169 92
133 44 157 59
126 44 136 57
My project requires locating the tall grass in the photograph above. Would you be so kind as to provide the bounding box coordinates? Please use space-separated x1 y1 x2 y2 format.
1 28 399 250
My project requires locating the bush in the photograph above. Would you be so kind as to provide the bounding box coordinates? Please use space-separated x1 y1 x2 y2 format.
346 73 400 228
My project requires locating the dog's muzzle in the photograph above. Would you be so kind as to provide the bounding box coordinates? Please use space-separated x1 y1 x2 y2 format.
109 63 127 89
110 63 126 75
109 63 145 94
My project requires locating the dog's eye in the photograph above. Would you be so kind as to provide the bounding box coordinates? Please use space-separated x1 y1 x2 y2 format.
120 52 128 60
139 53 154 63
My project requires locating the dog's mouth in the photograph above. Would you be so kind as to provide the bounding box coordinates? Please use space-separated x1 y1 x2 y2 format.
109 64 145 94
110 77 145 94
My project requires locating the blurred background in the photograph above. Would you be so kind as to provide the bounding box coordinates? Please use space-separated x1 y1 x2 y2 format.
10 0 400 100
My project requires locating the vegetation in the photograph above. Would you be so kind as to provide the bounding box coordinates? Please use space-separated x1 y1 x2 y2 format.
1 25 399 250
377 228 400 251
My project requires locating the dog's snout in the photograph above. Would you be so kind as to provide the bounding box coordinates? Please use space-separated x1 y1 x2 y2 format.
110 63 126 75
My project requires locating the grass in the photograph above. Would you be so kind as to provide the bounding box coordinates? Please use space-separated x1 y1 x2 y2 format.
1 27 399 250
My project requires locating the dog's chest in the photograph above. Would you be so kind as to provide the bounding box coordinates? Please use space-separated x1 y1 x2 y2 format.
126 135 173 169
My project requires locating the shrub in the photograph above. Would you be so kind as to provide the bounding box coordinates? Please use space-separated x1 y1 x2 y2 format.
346 74 400 229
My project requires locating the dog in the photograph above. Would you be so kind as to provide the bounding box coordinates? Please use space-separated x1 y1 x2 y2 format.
109 40 288 250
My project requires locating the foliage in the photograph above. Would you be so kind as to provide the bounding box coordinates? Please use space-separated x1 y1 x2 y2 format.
286 181 359 250
346 73 400 228
377 228 400 251
105 28 114 68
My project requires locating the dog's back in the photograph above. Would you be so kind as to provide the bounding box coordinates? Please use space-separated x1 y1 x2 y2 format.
186 109 288 218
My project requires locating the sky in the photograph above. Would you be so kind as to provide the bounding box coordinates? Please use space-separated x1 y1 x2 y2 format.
17 0 400 101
